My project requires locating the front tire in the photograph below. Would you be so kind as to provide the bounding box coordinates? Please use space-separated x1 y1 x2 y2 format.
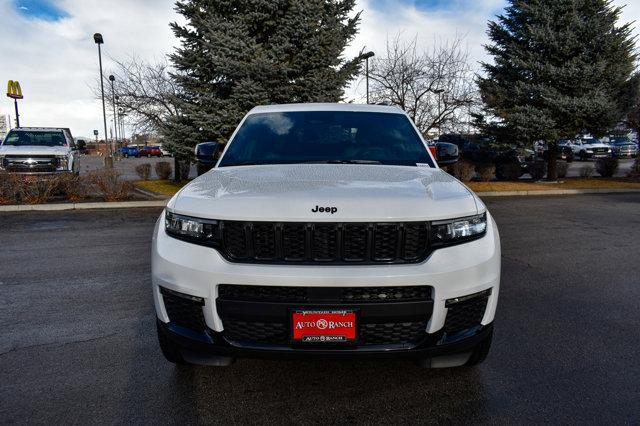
157 322 188 365
465 328 493 366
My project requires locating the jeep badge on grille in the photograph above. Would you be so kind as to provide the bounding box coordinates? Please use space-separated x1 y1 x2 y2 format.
311 205 337 214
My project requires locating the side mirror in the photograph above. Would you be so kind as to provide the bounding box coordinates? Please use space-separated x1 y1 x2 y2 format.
195 141 220 176
435 142 459 166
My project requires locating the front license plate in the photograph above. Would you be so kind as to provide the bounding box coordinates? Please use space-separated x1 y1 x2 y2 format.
292 310 357 343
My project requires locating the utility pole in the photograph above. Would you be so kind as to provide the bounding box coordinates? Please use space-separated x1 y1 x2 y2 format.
94 33 112 166
362 51 375 104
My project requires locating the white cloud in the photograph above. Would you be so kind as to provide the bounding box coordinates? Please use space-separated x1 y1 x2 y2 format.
0 0 637 137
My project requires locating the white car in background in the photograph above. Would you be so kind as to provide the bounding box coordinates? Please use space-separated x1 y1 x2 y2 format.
152 103 501 369
569 138 612 161
0 127 79 174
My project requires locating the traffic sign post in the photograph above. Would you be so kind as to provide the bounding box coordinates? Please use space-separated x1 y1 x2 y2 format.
6 80 23 128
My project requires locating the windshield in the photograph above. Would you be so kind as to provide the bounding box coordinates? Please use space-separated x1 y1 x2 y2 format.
3 130 67 147
218 111 435 167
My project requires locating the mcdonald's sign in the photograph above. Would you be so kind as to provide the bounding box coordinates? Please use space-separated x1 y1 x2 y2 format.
7 80 23 99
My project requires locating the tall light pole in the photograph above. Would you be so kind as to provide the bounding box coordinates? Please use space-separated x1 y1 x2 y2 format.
108 75 119 154
119 109 126 143
362 51 375 104
94 33 111 162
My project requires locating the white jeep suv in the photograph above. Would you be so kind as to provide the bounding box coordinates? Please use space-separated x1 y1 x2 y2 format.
152 104 501 368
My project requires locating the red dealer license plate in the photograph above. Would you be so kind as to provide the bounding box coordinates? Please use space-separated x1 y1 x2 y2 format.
292 310 357 343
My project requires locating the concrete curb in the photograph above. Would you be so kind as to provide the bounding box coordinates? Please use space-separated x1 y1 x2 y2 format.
0 200 167 212
476 188 640 197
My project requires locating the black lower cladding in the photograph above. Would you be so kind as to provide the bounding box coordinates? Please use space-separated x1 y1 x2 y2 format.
160 287 206 332
160 285 491 353
216 285 433 349
443 290 491 337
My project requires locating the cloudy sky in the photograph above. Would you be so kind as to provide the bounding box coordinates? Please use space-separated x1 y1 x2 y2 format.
0 0 638 138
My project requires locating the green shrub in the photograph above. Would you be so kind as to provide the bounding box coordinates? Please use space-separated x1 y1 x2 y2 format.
452 161 475 182
155 161 173 180
528 160 547 180
495 162 522 181
0 172 20 204
626 157 640 179
17 176 59 204
556 161 568 178
475 164 495 182
88 170 133 201
595 158 618 178
135 163 152 180
56 173 90 202
579 165 594 178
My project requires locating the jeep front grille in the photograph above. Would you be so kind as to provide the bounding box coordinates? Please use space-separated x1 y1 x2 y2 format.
220 221 430 265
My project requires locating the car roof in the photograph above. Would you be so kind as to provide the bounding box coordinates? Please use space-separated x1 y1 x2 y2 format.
9 127 69 132
248 103 404 115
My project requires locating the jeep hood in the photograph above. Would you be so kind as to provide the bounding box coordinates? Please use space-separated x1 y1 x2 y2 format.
0 145 70 156
170 165 480 222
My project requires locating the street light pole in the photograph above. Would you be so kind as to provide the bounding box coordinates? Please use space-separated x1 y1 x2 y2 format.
362 51 375 104
108 75 118 154
93 33 111 163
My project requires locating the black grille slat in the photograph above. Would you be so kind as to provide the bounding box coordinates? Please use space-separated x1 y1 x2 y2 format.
373 224 399 261
312 224 338 261
253 223 277 260
341 286 431 302
218 285 431 303
223 321 288 345
444 292 490 335
359 322 427 346
219 221 430 265
223 222 249 260
343 224 368 261
218 285 309 302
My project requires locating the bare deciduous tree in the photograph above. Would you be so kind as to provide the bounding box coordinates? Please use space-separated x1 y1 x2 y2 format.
369 35 477 136
94 57 181 135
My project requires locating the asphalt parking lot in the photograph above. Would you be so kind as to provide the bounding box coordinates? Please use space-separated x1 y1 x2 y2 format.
1 194 639 424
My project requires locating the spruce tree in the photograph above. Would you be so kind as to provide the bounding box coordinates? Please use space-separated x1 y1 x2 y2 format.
478 0 638 179
165 0 364 158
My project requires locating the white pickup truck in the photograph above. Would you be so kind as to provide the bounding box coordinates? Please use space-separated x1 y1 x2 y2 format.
0 127 79 174
569 138 612 161
152 103 501 368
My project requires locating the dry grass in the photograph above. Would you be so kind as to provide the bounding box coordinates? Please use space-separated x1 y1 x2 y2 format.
135 179 189 196
468 178 640 192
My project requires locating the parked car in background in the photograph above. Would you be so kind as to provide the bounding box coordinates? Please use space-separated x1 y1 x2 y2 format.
158 145 172 157
120 145 139 158
610 138 638 158
139 145 163 158
0 127 79 174
538 140 574 162
569 138 611 161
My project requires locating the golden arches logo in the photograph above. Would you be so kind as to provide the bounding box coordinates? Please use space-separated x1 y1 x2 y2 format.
7 80 23 99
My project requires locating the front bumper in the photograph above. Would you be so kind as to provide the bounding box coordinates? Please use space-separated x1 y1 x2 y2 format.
152 211 501 359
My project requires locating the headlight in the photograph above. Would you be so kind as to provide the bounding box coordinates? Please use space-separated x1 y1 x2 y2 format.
586 149 593 153
165 211 220 245
56 156 69 169
431 213 487 245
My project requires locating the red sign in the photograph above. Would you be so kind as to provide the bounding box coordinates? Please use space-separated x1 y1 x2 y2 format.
292 310 357 343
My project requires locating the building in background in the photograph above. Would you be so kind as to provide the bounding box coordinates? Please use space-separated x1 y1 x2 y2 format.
0 115 9 140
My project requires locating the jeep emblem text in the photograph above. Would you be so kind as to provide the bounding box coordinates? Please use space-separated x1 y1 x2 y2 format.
311 205 337 214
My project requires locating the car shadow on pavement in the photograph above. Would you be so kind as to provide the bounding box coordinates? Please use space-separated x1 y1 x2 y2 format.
164 357 490 423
